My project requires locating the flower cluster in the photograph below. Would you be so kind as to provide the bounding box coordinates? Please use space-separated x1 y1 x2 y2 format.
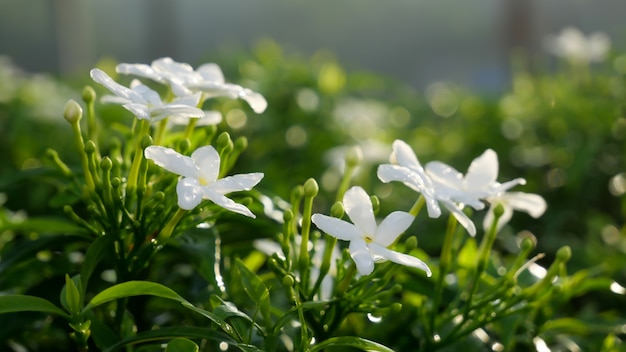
311 139 546 276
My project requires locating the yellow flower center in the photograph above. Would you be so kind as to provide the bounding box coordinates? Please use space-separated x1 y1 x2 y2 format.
364 235 373 243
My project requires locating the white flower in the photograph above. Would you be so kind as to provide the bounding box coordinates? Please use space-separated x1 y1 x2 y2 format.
377 139 478 235
544 27 611 64
90 68 204 122
311 186 431 277
483 192 547 232
117 57 267 114
144 145 263 217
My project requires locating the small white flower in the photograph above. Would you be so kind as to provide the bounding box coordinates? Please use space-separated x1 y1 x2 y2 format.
90 68 204 122
544 27 611 64
483 192 547 232
144 145 263 217
311 186 431 277
117 57 267 114
377 139 478 235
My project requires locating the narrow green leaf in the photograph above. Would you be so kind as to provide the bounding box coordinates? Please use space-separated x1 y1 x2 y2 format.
80 234 116 293
165 338 199 352
62 274 82 314
0 295 68 319
235 258 271 322
309 336 395 352
82 281 187 313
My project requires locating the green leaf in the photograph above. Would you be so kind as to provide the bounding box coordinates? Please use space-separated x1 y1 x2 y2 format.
165 338 199 352
102 326 235 352
82 281 188 313
0 295 68 319
309 336 395 352
235 258 271 322
0 217 87 235
61 274 83 314
80 234 116 294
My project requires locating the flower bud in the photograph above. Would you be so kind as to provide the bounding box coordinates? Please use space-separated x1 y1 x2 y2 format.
303 178 319 197
520 236 536 252
153 191 165 202
283 209 294 223
216 131 232 150
370 195 380 214
492 203 505 219
345 145 363 168
100 157 113 171
111 177 121 188
404 236 418 252
291 185 304 200
330 201 345 218
179 139 191 154
390 302 402 313
234 136 248 152
556 245 572 263
282 274 295 287
64 99 83 124
84 140 97 155
82 86 96 104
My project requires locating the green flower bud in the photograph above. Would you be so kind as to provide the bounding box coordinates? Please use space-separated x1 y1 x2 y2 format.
64 99 83 124
154 191 165 201
520 236 536 252
492 203 505 219
100 157 112 171
111 177 121 188
370 195 380 214
216 131 232 149
141 135 153 149
291 185 304 200
404 236 418 251
390 302 402 313
345 145 363 168
283 209 294 223
82 86 96 104
330 201 345 218
179 139 191 154
234 136 248 152
282 274 295 287
556 245 572 263
303 178 319 197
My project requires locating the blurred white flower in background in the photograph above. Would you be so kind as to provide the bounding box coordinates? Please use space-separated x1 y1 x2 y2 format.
544 27 611 64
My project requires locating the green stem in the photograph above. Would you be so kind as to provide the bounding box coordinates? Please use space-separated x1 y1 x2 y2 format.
428 214 457 338
409 195 425 217
71 121 95 192
158 208 187 242
126 120 151 203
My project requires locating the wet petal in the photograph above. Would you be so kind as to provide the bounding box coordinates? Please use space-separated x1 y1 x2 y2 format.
369 243 431 277
176 178 204 210
145 146 197 178
210 173 263 194
440 199 476 236
190 146 221 183
465 149 498 190
311 214 362 242
343 186 377 236
375 211 414 247
392 139 422 168
349 240 374 276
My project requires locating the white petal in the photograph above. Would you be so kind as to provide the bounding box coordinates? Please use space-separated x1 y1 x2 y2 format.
503 192 547 218
90 68 134 101
425 161 464 191
369 243 431 277
210 173 263 194
465 149 498 190
349 240 375 276
343 186 377 236
197 110 223 125
241 89 268 113
176 178 204 210
145 146 197 178
392 140 422 169
203 187 255 218
171 93 202 108
123 103 151 120
190 146 220 183
377 164 441 218
441 199 476 236
375 211 414 247
311 214 362 242
196 63 225 83
116 63 161 82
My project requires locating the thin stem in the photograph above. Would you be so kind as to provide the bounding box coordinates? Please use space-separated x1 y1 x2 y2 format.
428 214 457 338
409 195 425 217
126 120 151 204
158 208 187 242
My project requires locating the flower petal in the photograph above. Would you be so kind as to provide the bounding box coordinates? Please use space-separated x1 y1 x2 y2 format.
425 161 464 192
377 164 441 218
375 211 414 247
176 178 204 210
210 173 264 194
190 146 221 183
369 243 431 277
465 149 498 191
144 146 197 178
240 89 268 113
90 68 134 101
196 63 225 83
392 139 422 169
349 240 375 276
311 214 362 242
440 199 477 236
502 192 547 218
343 186 377 236
116 63 161 82
203 187 255 218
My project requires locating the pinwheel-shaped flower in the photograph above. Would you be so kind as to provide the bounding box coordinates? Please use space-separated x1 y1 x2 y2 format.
377 139 479 235
483 192 547 232
144 145 263 217
90 68 204 122
311 186 431 277
117 57 267 114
